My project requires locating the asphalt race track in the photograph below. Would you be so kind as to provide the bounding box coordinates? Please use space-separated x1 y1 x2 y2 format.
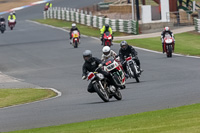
0 0 200 132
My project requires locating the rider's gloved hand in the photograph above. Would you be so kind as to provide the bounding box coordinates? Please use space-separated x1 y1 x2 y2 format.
82 76 86 80
98 64 103 68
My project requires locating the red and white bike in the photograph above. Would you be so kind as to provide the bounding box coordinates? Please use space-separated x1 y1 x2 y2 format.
163 34 175 58
103 57 126 88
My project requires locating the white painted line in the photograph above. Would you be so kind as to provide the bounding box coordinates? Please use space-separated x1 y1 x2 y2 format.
32 1 46 5
0 88 62 110
91 36 99 40
27 20 69 33
113 42 200 59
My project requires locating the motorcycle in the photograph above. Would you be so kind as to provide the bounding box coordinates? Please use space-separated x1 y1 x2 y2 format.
8 19 16 30
0 21 6 33
103 31 112 47
163 34 174 58
123 55 141 83
103 57 126 88
44 5 49 11
87 66 122 102
71 30 80 48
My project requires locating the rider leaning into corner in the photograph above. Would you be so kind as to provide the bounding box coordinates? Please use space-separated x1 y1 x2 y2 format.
82 50 125 93
161 26 175 53
100 24 113 45
119 41 143 76
69 23 80 44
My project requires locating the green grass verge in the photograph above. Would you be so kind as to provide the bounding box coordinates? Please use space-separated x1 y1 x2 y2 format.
0 88 57 108
5 103 200 133
116 32 200 56
35 19 131 38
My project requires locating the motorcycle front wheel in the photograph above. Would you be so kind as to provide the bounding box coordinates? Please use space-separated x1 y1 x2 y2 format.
113 88 122 100
93 82 109 102
130 64 140 83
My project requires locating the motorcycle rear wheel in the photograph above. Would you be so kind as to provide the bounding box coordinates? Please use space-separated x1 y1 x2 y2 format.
74 41 78 48
93 82 109 102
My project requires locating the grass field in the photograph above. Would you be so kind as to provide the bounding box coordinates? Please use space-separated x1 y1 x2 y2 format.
0 88 57 108
6 103 200 133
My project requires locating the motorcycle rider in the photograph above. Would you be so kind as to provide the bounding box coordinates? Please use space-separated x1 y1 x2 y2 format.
46 2 52 8
161 27 175 53
8 12 16 25
82 50 125 93
119 41 143 76
101 46 117 61
0 16 6 29
69 23 80 44
100 24 113 45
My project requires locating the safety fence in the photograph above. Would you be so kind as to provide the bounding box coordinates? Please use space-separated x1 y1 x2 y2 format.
194 18 200 32
43 7 138 34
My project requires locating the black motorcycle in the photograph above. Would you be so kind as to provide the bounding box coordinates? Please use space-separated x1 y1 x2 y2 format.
86 67 122 102
0 21 6 33
123 55 141 83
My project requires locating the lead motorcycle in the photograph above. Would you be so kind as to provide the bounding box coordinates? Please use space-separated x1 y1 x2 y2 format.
8 19 16 30
87 66 122 102
163 33 174 58
123 55 141 83
103 57 126 88
0 21 6 33
71 30 80 48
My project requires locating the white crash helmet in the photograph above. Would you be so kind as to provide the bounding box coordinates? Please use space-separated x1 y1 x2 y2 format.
102 46 111 58
10 12 13 15
164 26 170 32
72 23 76 27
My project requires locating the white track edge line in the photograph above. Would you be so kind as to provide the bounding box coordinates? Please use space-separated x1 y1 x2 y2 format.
0 88 62 110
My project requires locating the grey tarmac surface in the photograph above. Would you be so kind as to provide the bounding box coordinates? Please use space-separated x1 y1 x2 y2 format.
0 0 200 132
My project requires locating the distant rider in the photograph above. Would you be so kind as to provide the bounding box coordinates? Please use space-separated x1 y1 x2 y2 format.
46 2 52 8
82 50 124 92
0 16 6 29
119 41 143 76
69 23 80 44
100 24 113 45
8 13 16 25
161 27 175 53
0 16 5 22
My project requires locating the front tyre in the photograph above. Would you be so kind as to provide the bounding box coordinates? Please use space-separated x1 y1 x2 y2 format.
93 82 109 102
130 64 140 83
113 88 122 100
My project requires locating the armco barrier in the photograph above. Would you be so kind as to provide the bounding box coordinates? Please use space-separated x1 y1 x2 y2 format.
44 7 138 34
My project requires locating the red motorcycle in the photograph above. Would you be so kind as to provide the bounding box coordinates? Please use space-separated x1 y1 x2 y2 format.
44 5 49 11
103 31 112 47
8 19 16 30
163 34 174 58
